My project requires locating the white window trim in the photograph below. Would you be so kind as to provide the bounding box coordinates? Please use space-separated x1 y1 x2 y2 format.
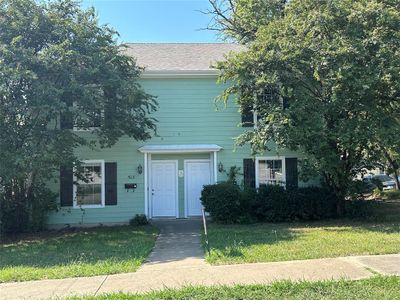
255 156 286 188
73 159 105 209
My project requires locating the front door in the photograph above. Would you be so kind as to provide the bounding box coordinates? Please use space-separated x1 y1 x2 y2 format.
186 160 212 216
151 161 178 217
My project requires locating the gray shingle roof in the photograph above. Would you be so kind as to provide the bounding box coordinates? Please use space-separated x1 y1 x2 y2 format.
124 43 244 72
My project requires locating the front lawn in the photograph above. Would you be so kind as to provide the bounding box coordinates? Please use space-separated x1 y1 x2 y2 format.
205 221 400 264
70 276 400 299
0 225 157 283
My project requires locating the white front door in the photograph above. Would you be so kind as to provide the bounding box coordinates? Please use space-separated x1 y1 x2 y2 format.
151 161 178 217
185 160 212 216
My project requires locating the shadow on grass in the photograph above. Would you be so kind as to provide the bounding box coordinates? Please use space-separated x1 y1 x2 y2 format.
0 225 156 269
206 224 300 259
206 219 400 260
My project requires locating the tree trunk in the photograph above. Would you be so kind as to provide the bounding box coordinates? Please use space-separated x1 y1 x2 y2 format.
383 150 400 190
336 196 346 217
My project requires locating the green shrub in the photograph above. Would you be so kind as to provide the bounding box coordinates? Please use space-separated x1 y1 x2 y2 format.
251 185 337 222
201 182 248 223
384 190 400 200
345 200 381 220
0 183 56 235
293 187 337 220
129 214 149 226
252 185 292 222
372 187 384 199
202 182 338 223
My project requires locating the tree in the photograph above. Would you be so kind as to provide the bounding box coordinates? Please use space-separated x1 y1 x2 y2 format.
205 0 288 43
210 0 400 214
0 0 157 233
369 115 400 190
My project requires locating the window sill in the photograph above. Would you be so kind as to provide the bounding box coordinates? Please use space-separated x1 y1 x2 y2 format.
73 204 105 209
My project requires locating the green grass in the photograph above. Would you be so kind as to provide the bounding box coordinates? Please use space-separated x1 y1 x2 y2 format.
69 276 400 299
205 221 400 264
0 225 157 283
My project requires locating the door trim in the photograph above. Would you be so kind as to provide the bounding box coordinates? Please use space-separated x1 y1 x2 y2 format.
184 159 211 218
150 160 179 218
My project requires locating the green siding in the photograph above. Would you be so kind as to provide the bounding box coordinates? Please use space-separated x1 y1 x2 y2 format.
48 78 303 225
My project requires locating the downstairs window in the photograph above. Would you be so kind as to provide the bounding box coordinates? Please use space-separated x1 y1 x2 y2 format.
74 160 105 208
257 158 286 187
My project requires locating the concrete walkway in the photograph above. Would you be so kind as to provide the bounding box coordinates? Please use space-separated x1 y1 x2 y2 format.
1 219 399 300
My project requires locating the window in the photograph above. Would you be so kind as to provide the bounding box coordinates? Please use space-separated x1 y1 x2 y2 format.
73 101 103 131
241 85 283 128
256 157 286 187
74 160 105 208
241 105 254 127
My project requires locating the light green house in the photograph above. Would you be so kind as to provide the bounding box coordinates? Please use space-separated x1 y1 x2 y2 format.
48 43 301 226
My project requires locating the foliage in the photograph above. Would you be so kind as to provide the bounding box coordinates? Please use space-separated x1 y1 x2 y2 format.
252 185 337 222
367 113 400 190
202 182 337 223
129 214 149 226
201 182 248 223
345 200 381 220
384 190 400 201
225 165 242 184
210 0 400 215
0 0 157 234
0 184 57 234
205 221 400 264
206 0 288 43
0 225 157 282
251 185 290 222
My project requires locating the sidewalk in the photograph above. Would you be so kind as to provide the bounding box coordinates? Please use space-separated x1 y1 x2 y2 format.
1 219 399 300
1 254 399 300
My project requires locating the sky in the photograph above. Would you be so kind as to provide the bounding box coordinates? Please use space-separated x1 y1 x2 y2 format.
80 0 219 43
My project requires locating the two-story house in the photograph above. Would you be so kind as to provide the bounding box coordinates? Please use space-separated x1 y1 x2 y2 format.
49 43 301 226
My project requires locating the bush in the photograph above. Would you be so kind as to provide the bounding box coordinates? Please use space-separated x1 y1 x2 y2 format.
292 187 337 220
201 182 249 223
345 200 381 220
384 190 400 200
251 185 337 222
201 182 338 223
129 214 149 226
0 183 56 235
251 185 291 222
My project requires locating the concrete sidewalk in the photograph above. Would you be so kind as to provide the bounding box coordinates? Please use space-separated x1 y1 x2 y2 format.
1 219 399 300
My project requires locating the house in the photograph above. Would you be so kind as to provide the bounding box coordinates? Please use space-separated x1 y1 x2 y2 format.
48 43 302 226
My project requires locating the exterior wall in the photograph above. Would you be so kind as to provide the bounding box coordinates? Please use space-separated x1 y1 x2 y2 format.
48 77 303 226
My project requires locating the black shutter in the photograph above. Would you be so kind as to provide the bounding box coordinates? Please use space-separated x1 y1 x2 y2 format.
60 166 73 207
285 158 298 189
241 106 254 127
243 158 256 188
105 162 117 205
60 98 73 129
282 96 289 110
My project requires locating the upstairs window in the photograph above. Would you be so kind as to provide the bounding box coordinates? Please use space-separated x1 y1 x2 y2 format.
73 109 103 131
241 85 283 128
241 105 254 127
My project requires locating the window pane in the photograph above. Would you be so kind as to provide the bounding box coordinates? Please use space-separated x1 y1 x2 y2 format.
76 162 102 206
258 159 283 185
